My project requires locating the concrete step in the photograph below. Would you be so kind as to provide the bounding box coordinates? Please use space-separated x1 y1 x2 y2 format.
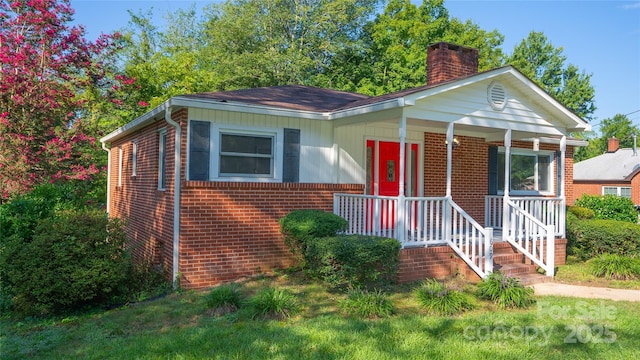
517 273 553 286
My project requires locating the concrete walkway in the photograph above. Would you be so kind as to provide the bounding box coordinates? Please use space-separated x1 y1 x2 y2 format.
533 282 640 302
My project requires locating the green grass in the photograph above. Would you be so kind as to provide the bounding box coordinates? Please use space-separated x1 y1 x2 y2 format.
555 256 640 289
2 272 640 359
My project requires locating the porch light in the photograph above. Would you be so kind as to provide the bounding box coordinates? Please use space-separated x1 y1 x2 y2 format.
445 137 460 149
533 138 540 152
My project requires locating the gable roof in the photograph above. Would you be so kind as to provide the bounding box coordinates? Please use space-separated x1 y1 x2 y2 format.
574 148 640 181
101 65 590 144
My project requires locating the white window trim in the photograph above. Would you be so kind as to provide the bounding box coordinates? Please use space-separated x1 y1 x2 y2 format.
602 186 632 198
186 120 284 182
131 140 138 177
497 147 555 196
158 129 167 190
117 145 123 187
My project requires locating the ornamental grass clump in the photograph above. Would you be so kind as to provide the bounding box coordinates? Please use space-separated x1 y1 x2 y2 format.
338 288 394 319
414 279 475 316
247 287 299 320
205 284 243 316
477 272 535 309
590 254 640 280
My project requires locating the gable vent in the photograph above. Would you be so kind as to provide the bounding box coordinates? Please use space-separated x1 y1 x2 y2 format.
487 81 507 111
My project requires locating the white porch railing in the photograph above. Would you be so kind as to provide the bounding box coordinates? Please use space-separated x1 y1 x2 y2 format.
485 196 565 238
334 194 494 279
504 200 555 277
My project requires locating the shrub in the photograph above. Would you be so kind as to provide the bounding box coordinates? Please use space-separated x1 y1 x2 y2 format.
279 209 348 261
305 235 400 290
575 194 638 223
590 254 640 280
567 206 595 220
414 279 475 316
0 209 131 315
567 219 640 260
205 284 243 316
338 288 394 318
247 287 299 320
477 272 535 309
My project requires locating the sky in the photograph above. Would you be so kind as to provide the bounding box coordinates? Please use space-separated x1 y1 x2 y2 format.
70 0 640 129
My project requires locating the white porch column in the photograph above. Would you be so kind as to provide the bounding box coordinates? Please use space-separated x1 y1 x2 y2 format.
444 122 454 243
398 115 407 243
502 129 512 240
445 122 454 198
559 135 566 199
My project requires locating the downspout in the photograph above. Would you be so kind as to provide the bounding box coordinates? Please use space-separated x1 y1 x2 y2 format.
101 142 111 215
164 104 182 289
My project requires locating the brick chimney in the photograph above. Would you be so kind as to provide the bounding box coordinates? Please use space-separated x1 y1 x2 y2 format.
427 42 479 85
607 137 620 152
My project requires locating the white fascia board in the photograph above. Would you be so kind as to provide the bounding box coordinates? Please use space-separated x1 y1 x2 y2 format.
326 98 406 120
100 102 168 145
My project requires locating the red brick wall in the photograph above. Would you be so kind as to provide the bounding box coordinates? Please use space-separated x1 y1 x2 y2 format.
179 182 362 289
424 133 489 222
572 179 640 205
108 109 364 289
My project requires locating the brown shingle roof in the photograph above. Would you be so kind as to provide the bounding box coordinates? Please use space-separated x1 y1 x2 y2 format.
181 85 370 112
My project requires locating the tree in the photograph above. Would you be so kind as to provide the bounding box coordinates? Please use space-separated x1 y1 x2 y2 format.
574 114 638 162
199 0 379 90
508 31 596 121
336 0 505 95
0 0 127 199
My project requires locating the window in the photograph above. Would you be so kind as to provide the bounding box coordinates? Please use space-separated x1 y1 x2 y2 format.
131 140 138 177
117 145 123 187
220 133 274 177
497 149 553 194
187 121 289 182
158 130 167 190
603 186 632 199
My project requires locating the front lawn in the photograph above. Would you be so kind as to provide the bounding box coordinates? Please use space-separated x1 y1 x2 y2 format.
554 256 640 290
2 272 639 359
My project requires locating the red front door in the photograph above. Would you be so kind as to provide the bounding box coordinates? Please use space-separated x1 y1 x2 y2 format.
367 140 419 197
366 140 419 232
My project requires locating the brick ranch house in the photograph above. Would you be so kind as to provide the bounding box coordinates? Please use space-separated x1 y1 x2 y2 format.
100 42 590 289
572 137 640 206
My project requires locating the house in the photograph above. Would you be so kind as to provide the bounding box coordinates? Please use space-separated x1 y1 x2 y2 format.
100 42 590 289
573 138 640 205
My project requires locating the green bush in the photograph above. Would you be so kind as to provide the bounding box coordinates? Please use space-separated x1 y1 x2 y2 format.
477 272 535 309
590 254 640 280
567 206 595 220
305 235 400 290
247 287 299 320
279 210 348 262
567 219 640 260
338 288 394 318
575 194 638 223
0 209 131 315
415 279 475 316
205 284 243 316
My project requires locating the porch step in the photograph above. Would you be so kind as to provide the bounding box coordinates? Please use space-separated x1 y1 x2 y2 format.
492 244 551 285
494 263 536 276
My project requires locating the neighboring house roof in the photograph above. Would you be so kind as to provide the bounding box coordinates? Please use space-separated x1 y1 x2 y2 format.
574 148 640 181
101 65 590 144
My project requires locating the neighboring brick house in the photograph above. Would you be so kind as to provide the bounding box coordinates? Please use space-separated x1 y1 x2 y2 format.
573 138 640 206
101 42 589 289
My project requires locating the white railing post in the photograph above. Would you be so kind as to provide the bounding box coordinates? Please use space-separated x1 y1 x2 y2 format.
546 224 555 277
484 227 494 275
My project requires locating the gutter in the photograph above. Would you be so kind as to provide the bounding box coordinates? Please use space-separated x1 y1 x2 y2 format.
164 104 182 289
101 142 111 214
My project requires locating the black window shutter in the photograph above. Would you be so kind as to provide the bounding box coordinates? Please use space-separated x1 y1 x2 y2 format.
556 151 562 196
488 146 498 195
283 128 300 183
188 121 210 180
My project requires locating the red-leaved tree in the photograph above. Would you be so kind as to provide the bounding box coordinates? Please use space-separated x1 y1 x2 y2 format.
0 0 134 200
